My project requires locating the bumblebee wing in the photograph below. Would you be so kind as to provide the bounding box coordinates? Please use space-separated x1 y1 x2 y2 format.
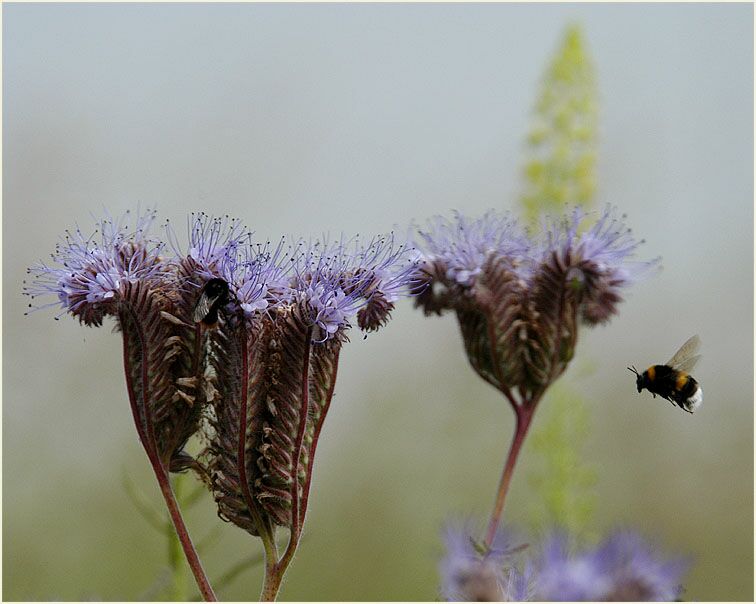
666 335 701 370
675 354 701 374
192 292 213 323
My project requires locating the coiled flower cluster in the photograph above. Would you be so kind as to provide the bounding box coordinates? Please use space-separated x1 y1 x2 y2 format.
415 206 659 402
25 210 421 539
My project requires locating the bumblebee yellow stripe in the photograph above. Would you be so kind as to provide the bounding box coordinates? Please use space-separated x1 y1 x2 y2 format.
646 366 655 380
675 372 688 390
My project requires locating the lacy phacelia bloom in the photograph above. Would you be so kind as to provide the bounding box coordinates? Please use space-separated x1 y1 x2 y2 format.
206 232 421 534
25 209 212 470
533 531 689 601
415 206 658 399
440 522 530 602
25 209 167 326
287 234 423 340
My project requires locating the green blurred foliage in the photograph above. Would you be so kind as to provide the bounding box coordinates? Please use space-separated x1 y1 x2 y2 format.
526 386 598 545
520 24 598 223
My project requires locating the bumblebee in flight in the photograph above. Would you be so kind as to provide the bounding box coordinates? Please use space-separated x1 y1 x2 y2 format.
628 335 703 413
192 278 230 327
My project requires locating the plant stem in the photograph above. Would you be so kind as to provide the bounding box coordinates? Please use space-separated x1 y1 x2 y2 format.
167 475 188 601
148 452 217 601
120 309 217 601
260 555 284 602
484 402 537 549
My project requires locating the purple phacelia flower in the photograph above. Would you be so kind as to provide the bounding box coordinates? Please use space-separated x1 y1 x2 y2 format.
533 530 690 601
537 207 660 325
418 210 530 287
440 521 531 602
440 526 689 602
218 236 292 318
166 212 250 278
25 209 167 325
288 233 422 341
415 206 659 398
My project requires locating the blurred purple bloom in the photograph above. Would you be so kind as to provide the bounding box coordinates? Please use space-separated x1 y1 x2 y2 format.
440 521 530 601
417 210 530 287
534 531 689 601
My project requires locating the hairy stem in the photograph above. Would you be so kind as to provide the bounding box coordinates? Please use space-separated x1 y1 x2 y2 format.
260 555 284 602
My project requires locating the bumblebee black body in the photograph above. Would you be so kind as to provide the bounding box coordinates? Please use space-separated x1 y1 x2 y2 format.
193 278 230 327
634 365 701 413
629 335 703 414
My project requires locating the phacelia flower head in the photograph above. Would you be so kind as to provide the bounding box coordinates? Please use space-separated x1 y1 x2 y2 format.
25 209 167 326
216 236 292 318
533 530 689 601
440 521 530 602
415 206 658 398
537 206 661 325
166 212 250 278
287 233 422 342
418 210 530 288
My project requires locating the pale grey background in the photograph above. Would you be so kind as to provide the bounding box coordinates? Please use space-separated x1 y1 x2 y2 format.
4 3 753 601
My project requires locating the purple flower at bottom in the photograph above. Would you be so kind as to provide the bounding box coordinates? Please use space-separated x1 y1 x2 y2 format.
440 522 531 602
533 531 690 601
439 525 689 602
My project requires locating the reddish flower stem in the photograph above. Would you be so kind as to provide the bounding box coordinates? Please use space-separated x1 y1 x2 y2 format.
146 449 218 602
120 308 217 601
484 401 537 550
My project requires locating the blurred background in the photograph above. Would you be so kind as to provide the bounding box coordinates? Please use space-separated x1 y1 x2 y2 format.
3 3 752 601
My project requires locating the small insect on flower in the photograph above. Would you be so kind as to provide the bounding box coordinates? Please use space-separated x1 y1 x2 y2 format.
628 335 703 413
193 278 231 327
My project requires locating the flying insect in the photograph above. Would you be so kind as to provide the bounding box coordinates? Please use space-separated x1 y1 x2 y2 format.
628 335 703 413
192 278 230 327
